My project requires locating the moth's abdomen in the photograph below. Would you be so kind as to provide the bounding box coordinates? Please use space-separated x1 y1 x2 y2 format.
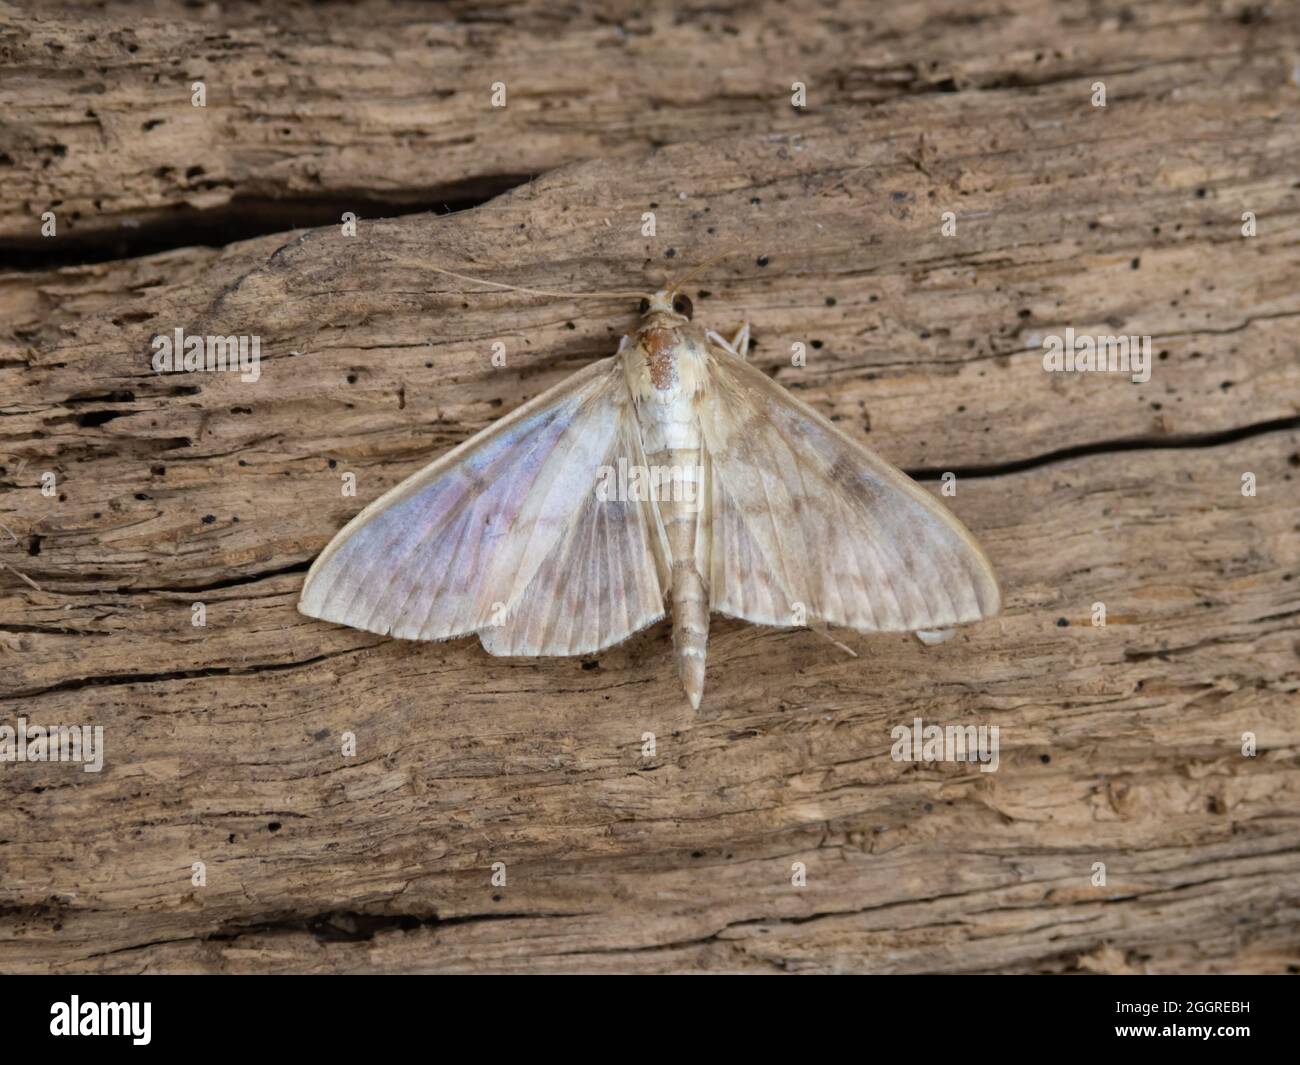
642 414 709 709
637 390 698 453
671 558 708 711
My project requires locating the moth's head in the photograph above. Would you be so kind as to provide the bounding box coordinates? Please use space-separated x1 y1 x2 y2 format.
639 289 694 324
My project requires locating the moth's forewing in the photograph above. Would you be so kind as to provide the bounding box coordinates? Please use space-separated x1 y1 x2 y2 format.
698 345 1000 632
299 355 669 654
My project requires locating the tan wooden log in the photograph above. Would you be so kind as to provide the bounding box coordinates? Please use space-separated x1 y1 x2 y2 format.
0 0 1296 973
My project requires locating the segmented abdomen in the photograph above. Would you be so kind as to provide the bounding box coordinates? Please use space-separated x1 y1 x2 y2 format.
640 396 709 708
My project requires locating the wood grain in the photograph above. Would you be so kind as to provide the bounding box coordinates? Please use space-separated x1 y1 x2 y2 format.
0 0 1297 973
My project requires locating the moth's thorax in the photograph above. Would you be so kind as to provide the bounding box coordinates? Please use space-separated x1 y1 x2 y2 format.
624 316 711 405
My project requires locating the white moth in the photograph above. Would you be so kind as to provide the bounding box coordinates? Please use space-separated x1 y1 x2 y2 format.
299 287 1001 709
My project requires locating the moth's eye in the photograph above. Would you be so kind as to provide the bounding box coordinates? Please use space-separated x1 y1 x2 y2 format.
672 294 694 319
638 297 651 315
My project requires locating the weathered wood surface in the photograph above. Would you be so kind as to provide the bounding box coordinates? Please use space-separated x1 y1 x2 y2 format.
1 0 1298 973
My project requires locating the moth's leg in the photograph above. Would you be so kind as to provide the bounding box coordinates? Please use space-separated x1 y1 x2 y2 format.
616 334 632 354
728 322 751 359
705 329 736 355
809 619 857 658
706 323 751 359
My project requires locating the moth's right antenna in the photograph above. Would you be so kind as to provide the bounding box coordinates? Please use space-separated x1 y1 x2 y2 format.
665 238 756 295
426 263 648 301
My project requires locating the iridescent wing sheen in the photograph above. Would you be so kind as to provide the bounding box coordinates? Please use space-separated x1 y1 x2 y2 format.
299 356 670 655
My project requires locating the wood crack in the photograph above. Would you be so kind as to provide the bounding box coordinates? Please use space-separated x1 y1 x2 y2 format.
906 415 1300 481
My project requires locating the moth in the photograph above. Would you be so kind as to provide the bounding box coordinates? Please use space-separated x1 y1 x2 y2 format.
299 284 1001 709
